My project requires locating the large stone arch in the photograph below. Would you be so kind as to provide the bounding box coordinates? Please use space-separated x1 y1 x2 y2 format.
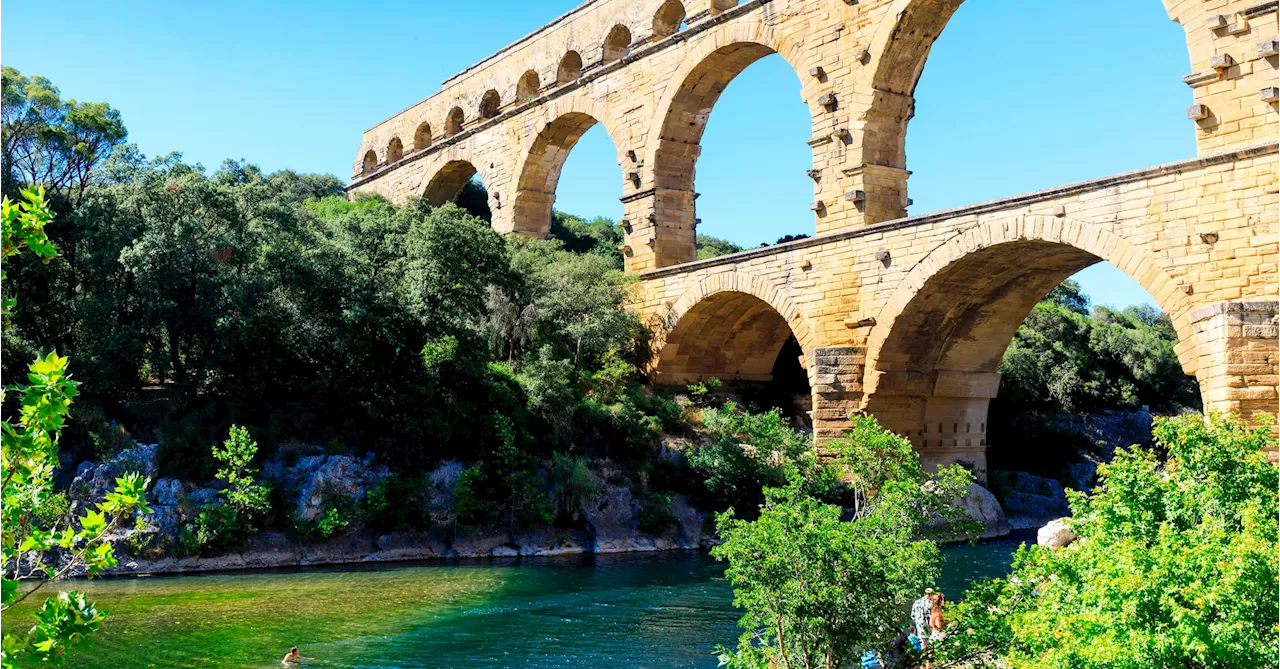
510 98 628 237
857 215 1197 477
636 22 814 268
654 271 814 386
421 152 495 208
857 0 1192 222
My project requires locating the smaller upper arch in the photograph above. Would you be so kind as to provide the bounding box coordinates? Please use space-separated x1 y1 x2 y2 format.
361 149 378 174
479 89 501 119
557 51 583 85
603 24 632 63
445 106 465 137
652 0 686 39
414 122 433 150
386 137 404 164
423 159 480 207
517 70 541 101
708 0 737 15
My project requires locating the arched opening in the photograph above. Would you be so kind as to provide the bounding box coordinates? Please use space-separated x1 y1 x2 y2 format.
657 290 812 425
863 226 1199 486
603 25 632 63
557 51 583 85
513 111 622 238
866 0 1192 217
413 122 433 150
649 41 810 265
709 0 737 15
361 149 378 174
688 51 811 254
516 70 540 102
479 89 501 119
445 107 465 137
386 137 403 164
652 0 686 39
423 160 479 207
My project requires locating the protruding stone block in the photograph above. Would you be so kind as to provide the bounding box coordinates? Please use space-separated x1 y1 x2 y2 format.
1261 87 1280 103
1187 104 1211 120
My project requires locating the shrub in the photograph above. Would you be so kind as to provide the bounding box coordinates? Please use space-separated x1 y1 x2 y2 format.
935 413 1279 668
711 414 975 668
686 405 817 514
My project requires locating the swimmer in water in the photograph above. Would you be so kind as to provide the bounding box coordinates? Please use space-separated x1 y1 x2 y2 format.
282 647 307 665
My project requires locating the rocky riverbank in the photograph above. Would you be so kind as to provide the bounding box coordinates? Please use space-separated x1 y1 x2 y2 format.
67 443 718 576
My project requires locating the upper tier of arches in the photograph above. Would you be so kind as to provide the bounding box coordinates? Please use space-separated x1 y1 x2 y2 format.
351 0 1273 273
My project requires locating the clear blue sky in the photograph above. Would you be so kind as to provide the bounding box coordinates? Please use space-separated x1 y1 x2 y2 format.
2 0 1193 309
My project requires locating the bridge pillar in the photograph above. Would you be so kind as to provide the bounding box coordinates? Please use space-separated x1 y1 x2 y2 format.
809 346 867 443
1181 301 1280 435
853 370 999 483
620 188 697 271
506 189 556 237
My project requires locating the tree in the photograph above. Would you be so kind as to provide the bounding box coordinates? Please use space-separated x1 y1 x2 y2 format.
696 233 742 260
935 413 1279 668
996 281 1199 413
1 68 127 203
1 188 149 668
711 415 976 668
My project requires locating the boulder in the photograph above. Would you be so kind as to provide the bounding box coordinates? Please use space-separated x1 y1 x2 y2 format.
69 444 159 503
988 470 1069 523
580 472 679 553
152 478 183 506
958 483 1011 539
371 531 449 561
1037 517 1078 550
450 530 518 558
290 454 390 522
515 527 589 556
672 494 713 548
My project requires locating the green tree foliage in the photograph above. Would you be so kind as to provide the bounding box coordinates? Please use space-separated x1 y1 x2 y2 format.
696 233 742 260
2 188 149 668
549 210 623 267
1 67 127 203
686 404 827 514
712 415 976 668
997 279 1199 413
935 413 1278 668
183 427 270 557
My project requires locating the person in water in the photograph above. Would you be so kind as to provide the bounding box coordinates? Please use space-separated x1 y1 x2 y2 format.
282 647 307 665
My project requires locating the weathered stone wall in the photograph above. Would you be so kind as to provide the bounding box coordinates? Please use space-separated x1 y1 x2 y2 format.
637 144 1279 474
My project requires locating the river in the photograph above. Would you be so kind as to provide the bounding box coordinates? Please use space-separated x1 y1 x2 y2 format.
10 535 1030 668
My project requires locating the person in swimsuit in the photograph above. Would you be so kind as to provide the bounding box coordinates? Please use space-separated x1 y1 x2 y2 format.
282 647 305 665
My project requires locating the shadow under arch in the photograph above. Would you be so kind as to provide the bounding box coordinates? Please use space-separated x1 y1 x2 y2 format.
423 159 480 207
511 105 626 237
643 25 814 266
859 215 1199 475
655 279 814 419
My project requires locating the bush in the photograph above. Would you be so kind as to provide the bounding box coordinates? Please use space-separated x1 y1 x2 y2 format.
711 414 975 668
361 474 429 534
935 413 1279 668
686 405 817 514
548 452 598 526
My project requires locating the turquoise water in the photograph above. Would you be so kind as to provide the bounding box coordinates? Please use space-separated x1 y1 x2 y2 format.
10 536 1028 668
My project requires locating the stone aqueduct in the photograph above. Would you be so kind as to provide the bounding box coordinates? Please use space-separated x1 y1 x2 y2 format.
350 0 1280 474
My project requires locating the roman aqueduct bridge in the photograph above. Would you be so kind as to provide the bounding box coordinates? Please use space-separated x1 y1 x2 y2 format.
350 0 1280 474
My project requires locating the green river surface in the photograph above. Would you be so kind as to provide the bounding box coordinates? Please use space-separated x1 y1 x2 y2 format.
7 534 1029 668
